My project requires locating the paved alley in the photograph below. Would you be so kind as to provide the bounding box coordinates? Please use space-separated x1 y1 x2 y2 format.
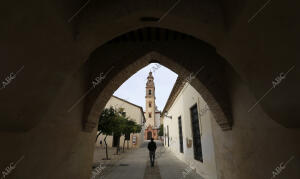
98 141 204 179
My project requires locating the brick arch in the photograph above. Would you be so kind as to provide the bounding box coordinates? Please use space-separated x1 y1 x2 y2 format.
64 0 300 130
84 38 232 132
73 0 225 49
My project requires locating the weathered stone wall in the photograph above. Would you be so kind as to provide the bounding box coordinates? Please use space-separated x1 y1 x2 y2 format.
0 66 96 179
211 65 300 179
1 0 300 178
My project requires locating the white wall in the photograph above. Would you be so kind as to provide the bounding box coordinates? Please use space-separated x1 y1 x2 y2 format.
96 96 144 148
96 133 143 148
154 112 161 128
163 83 218 179
106 96 144 125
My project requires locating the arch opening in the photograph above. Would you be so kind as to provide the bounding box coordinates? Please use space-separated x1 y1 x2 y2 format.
82 28 233 133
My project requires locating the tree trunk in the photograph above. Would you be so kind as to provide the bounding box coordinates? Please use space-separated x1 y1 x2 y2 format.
95 132 102 142
123 138 126 152
104 135 109 160
115 135 120 155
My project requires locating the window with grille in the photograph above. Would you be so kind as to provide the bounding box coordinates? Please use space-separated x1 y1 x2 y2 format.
190 104 203 162
178 116 184 153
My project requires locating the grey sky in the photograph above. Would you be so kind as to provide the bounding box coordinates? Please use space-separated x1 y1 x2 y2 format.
113 63 178 111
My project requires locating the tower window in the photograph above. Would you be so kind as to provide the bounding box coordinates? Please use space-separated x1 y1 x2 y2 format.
148 89 152 95
149 102 152 107
149 112 152 118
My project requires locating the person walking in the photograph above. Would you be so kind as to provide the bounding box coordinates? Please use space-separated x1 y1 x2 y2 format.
148 138 157 167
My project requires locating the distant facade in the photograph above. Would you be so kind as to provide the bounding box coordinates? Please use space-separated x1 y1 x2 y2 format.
96 95 145 148
144 72 161 140
162 82 218 179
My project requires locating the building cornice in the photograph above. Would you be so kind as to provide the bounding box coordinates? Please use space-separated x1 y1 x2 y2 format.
162 77 186 117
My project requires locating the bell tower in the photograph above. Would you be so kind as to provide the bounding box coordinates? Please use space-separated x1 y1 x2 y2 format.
145 71 156 129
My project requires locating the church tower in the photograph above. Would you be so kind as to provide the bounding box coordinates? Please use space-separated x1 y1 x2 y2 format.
144 71 158 140
145 71 156 128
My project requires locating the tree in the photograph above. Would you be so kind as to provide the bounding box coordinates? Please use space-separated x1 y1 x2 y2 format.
112 109 127 155
158 124 164 137
121 119 142 152
132 123 142 148
122 120 134 152
97 106 143 158
97 107 117 160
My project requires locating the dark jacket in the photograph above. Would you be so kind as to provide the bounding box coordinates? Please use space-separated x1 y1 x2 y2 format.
148 141 157 151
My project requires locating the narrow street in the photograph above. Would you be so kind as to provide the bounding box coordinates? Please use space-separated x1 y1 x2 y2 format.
99 141 204 179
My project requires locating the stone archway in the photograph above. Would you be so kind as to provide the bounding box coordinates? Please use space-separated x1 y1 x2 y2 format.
65 0 300 129
1 1 300 179
2 0 298 132
83 29 233 133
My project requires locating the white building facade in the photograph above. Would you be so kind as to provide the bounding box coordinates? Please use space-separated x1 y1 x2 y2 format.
163 83 218 179
96 95 145 148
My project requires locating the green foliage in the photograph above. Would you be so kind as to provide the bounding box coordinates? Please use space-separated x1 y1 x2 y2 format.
113 111 127 136
122 119 142 140
98 107 117 136
98 107 120 159
97 106 143 141
134 124 142 133
158 124 164 136
97 107 132 136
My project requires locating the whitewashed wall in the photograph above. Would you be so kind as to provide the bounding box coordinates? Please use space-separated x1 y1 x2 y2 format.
163 83 218 179
96 96 144 148
154 112 161 128
106 96 144 125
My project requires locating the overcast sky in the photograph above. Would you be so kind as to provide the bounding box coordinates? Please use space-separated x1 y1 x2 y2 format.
113 63 178 111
